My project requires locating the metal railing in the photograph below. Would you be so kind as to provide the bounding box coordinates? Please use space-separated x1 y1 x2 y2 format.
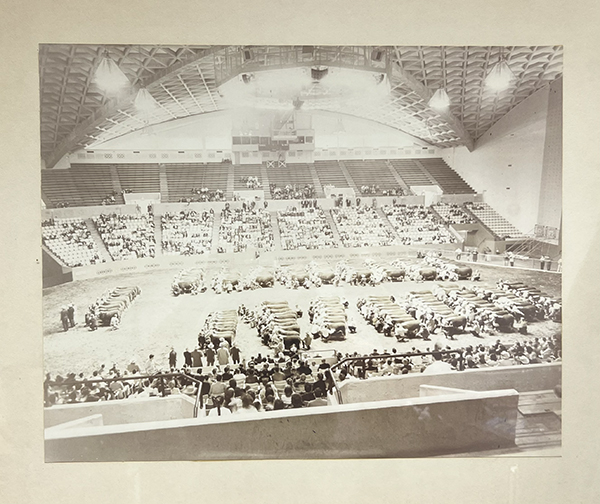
45 371 205 417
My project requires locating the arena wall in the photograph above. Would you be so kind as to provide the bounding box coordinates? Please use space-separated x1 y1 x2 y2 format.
338 362 561 404
45 388 518 461
442 86 550 234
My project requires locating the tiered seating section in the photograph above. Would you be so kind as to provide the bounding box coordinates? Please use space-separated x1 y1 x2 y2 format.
267 164 315 199
161 210 214 256
217 206 274 254
432 203 476 224
42 218 103 267
331 207 395 248
388 159 433 189
93 214 156 260
343 160 404 195
465 202 524 239
165 163 228 202
382 204 456 245
233 165 263 191
277 207 337 250
419 158 475 194
313 160 350 188
116 164 160 193
42 158 480 208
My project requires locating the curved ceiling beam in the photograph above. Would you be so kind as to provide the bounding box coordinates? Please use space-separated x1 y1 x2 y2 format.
392 47 474 152
44 46 227 168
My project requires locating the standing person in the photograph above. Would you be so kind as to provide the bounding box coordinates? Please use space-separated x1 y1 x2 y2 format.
540 255 546 270
67 303 76 327
557 258 562 273
455 247 462 260
146 354 157 375
217 344 230 367
230 344 240 365
205 344 215 367
191 347 203 368
546 256 552 271
60 306 70 332
169 347 177 369
508 252 515 267
183 348 192 367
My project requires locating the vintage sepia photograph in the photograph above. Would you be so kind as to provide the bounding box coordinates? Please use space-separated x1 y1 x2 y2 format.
40 44 563 462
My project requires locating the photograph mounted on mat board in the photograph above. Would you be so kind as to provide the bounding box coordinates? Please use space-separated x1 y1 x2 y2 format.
40 45 562 462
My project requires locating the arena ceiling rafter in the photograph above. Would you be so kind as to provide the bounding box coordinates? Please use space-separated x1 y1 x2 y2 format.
39 45 563 168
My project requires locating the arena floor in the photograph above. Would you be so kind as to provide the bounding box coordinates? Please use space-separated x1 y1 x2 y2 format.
42 260 562 376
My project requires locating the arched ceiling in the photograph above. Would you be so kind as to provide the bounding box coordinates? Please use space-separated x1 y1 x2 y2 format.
39 45 562 167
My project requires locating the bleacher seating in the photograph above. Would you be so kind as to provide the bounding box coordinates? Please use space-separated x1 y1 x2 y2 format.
93 214 156 260
388 159 433 189
42 218 103 267
165 163 228 202
382 204 456 245
116 164 160 194
465 202 524 239
314 160 350 188
217 207 274 254
330 207 395 248
161 210 214 256
277 207 337 250
233 165 264 191
70 164 119 206
343 160 402 195
419 158 475 194
41 170 87 208
266 163 315 199
432 202 477 224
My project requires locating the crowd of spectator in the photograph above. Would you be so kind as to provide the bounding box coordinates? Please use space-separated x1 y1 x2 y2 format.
217 203 274 254
433 203 477 224
240 176 262 190
161 210 214 256
331 206 396 248
277 206 337 251
382 204 456 245
270 183 315 200
179 187 225 203
42 218 103 267
93 213 156 260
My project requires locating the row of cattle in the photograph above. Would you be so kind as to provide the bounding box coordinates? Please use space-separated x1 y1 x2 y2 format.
199 310 238 347
95 286 141 326
172 268 206 295
258 301 302 349
357 295 421 335
308 296 348 340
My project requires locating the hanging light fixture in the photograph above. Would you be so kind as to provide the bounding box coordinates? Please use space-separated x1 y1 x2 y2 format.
93 48 130 95
134 87 159 113
485 48 515 92
428 88 450 110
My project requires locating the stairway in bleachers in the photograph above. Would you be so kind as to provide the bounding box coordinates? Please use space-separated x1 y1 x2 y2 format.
153 213 163 255
375 207 401 240
265 163 315 198
322 208 343 243
388 159 435 190
385 160 411 193
269 212 282 250
210 211 222 253
419 158 475 194
226 164 235 200
313 160 351 189
84 219 113 263
109 166 125 204
337 161 359 192
343 159 399 193
308 164 325 198
158 164 169 202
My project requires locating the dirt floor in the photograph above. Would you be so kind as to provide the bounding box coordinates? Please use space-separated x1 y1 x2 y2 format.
43 259 561 376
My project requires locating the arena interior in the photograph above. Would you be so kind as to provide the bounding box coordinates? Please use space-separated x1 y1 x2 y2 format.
41 45 563 461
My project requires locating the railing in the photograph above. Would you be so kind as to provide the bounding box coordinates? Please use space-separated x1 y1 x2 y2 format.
331 349 466 376
45 371 205 418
